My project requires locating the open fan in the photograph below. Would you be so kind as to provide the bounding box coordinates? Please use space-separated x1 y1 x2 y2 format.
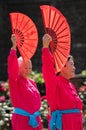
40 5 71 72
9 12 38 61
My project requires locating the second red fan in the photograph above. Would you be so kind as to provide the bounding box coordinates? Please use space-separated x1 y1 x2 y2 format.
40 5 71 72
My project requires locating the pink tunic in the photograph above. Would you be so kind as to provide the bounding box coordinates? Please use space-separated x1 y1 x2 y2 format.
42 48 83 130
8 49 42 130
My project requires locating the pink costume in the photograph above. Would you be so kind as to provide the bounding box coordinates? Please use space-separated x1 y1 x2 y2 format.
8 49 42 130
42 48 83 130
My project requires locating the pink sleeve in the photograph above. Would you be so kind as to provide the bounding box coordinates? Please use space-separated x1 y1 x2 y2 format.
42 48 58 101
8 49 19 81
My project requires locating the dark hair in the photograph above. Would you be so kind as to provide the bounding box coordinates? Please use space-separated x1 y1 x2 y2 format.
68 55 74 61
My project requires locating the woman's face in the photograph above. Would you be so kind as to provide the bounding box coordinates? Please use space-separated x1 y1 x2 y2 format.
19 59 32 78
61 58 76 79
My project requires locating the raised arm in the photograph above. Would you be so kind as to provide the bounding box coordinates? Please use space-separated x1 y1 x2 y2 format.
42 34 56 79
8 34 19 81
42 34 58 103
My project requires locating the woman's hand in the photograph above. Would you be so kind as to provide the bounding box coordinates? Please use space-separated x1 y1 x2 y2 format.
42 34 52 48
11 34 17 50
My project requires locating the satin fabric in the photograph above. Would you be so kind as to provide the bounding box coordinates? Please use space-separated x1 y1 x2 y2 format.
42 48 83 130
8 49 42 130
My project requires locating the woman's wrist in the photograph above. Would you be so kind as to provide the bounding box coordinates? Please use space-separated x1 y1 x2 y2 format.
43 46 49 48
43 43 49 48
11 46 16 50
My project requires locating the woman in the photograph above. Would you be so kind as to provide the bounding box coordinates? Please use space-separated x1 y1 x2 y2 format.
7 34 42 130
42 34 83 130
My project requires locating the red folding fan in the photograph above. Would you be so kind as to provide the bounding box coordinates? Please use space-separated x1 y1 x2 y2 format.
10 12 38 62
40 5 71 72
